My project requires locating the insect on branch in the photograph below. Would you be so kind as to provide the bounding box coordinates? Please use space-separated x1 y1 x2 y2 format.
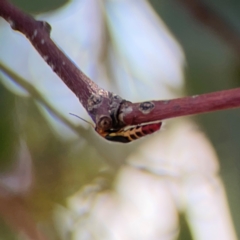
0 0 240 143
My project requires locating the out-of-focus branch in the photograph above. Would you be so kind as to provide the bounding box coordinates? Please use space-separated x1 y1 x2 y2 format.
0 62 125 167
178 0 240 56
0 197 47 240
0 62 88 137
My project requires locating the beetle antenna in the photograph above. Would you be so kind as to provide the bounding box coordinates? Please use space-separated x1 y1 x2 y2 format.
69 113 94 127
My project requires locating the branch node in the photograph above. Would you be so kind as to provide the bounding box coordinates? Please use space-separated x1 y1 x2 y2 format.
139 101 155 115
87 94 103 112
108 93 124 127
96 116 112 132
7 18 15 29
118 101 133 125
37 20 51 35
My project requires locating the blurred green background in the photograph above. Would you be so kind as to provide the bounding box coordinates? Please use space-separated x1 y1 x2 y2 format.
1 0 240 239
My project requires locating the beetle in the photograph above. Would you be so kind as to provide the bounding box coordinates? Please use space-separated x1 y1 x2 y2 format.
70 113 161 143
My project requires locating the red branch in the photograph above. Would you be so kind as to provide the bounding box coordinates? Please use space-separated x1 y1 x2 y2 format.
121 88 240 125
0 0 240 139
0 0 116 126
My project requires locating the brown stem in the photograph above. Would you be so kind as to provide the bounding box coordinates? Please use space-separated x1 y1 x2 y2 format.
0 0 120 126
121 88 240 125
178 0 240 56
0 0 240 139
